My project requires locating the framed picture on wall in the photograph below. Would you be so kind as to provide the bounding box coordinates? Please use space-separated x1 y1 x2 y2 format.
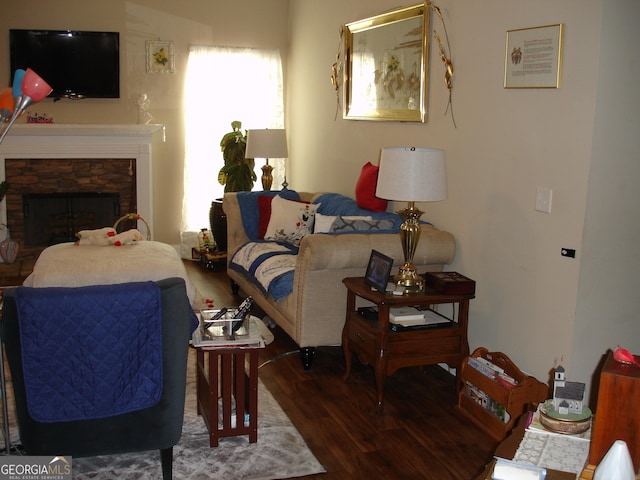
504 24 563 88
146 40 175 74
343 4 430 122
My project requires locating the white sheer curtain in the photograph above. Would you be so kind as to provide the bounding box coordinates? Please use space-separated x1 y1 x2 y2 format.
181 45 284 233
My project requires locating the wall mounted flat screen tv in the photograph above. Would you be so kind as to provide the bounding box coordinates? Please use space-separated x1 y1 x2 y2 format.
9 29 120 99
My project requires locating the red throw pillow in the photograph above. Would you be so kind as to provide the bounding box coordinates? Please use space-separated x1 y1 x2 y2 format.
257 195 273 239
355 162 388 212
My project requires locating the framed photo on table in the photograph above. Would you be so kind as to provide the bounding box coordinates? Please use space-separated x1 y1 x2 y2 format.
504 24 563 88
343 4 429 122
365 250 394 293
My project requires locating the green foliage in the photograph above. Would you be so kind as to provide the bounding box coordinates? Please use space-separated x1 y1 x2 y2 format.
217 121 256 193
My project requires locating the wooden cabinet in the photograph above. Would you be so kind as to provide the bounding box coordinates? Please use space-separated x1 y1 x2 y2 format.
457 347 548 441
589 350 640 473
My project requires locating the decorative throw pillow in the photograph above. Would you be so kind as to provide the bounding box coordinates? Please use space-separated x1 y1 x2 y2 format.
355 162 388 212
264 195 320 245
329 217 395 233
258 194 310 239
314 214 373 233
257 195 274 239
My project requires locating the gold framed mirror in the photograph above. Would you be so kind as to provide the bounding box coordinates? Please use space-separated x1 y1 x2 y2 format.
343 4 430 122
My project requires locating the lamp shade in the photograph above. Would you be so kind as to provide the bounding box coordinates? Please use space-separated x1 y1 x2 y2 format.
12 69 26 98
375 147 447 202
245 129 288 159
0 88 14 112
21 68 53 102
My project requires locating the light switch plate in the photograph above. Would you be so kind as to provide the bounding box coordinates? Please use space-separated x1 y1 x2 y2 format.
536 186 553 214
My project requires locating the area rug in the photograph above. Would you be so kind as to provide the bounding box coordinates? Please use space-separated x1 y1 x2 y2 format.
2 348 326 479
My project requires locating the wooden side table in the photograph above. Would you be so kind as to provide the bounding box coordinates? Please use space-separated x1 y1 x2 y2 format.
195 345 260 447
192 247 227 271
342 276 474 411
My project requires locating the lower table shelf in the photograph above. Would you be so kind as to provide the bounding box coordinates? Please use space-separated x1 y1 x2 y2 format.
195 345 260 447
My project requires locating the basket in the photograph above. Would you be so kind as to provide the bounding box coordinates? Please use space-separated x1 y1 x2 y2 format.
113 213 151 240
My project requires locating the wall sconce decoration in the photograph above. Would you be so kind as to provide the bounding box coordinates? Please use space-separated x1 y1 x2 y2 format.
426 1 456 127
330 27 344 120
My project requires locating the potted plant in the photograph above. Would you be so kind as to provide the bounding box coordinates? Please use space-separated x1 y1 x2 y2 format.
217 121 256 192
211 121 257 252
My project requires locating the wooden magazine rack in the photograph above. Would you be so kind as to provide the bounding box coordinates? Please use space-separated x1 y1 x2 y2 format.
457 347 548 441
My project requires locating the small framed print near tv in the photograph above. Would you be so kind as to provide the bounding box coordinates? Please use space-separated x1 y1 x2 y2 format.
365 250 394 293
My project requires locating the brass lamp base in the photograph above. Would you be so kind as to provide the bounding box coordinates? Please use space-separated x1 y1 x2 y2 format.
395 202 425 293
394 264 424 293
261 161 273 191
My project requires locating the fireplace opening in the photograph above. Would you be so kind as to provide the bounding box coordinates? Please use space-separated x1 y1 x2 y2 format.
23 192 121 248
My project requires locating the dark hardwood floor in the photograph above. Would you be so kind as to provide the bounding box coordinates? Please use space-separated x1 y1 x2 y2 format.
185 260 498 479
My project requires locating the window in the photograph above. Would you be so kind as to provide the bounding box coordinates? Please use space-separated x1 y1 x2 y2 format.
182 45 284 232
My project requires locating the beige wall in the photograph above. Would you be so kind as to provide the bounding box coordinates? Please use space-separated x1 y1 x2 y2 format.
287 0 640 401
3 0 639 402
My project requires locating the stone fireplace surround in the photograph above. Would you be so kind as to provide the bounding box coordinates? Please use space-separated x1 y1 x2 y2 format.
0 124 163 246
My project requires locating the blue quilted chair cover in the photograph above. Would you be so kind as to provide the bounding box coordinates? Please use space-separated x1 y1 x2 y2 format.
15 281 163 423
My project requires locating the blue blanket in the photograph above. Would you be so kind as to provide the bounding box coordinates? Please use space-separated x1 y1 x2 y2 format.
229 241 298 301
313 193 402 233
15 282 163 423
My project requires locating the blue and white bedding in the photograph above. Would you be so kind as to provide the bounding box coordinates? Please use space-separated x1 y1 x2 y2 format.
229 241 298 301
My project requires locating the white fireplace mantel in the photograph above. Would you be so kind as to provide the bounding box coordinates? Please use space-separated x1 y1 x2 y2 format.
0 123 165 239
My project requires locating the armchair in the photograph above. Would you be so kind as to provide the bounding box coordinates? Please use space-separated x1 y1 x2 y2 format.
1 277 193 479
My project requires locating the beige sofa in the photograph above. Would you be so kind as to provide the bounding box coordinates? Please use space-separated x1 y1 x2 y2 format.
223 191 456 369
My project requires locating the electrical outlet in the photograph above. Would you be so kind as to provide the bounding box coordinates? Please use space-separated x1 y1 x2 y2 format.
536 186 553 214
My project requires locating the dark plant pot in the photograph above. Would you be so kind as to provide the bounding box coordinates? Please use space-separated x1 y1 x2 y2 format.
209 199 227 252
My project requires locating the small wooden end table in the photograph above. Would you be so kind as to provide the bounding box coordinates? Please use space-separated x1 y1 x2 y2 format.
342 276 474 411
193 247 227 271
195 344 260 447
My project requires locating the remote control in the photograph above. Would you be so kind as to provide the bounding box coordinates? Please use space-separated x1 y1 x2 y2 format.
204 307 228 323
231 297 253 332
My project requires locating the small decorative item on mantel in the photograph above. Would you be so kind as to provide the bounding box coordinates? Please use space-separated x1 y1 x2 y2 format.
137 93 154 125
26 111 53 123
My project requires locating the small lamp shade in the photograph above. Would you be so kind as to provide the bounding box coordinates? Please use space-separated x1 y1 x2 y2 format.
0 88 14 113
12 69 26 98
21 68 53 102
245 129 288 159
375 147 447 202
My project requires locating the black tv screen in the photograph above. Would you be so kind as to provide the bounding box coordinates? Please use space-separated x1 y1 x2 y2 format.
9 29 120 99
